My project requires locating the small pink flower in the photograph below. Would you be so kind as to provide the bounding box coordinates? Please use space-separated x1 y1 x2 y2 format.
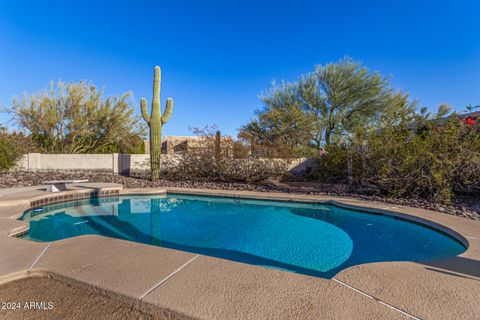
318 149 327 157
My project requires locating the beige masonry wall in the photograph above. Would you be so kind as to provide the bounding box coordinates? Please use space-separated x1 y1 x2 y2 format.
16 153 315 176
16 153 153 174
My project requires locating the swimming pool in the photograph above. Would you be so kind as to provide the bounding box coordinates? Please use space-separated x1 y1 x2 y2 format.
21 194 466 278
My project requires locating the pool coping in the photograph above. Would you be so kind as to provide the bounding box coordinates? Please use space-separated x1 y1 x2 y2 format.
1 183 479 319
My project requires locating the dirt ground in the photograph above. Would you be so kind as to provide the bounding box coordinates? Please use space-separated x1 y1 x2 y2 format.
0 276 165 320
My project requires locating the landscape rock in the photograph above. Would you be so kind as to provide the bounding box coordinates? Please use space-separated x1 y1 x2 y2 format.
1 170 479 220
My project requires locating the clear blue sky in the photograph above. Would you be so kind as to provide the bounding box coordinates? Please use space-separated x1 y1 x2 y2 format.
0 0 479 136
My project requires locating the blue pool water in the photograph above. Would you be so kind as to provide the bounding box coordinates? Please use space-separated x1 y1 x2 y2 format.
21 194 466 278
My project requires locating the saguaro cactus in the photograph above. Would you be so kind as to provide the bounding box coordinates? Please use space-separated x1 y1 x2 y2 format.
214 130 221 159
141 66 173 181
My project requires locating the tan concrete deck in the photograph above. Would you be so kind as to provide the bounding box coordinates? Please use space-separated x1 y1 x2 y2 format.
0 183 479 319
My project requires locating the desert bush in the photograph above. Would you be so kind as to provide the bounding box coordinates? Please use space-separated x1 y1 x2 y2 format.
0 131 35 172
163 131 291 183
450 119 480 194
314 111 480 203
233 141 250 159
0 139 16 172
354 125 452 201
359 115 480 202
311 145 349 182
176 155 291 183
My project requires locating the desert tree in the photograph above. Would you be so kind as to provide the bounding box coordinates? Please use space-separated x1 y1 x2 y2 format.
299 57 393 147
239 82 316 157
240 58 402 155
7 81 146 154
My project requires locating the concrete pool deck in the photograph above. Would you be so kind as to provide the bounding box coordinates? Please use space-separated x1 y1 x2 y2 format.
0 183 479 319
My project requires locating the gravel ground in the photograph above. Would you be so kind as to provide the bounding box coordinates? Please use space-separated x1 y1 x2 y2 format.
1 170 479 220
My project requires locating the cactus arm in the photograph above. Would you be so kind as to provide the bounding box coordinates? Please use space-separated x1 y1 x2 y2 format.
140 98 150 123
161 98 173 124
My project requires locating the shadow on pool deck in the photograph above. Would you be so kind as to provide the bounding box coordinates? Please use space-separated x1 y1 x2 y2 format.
421 256 480 280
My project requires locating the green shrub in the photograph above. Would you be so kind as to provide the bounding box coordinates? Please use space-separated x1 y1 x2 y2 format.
313 114 480 203
353 123 454 202
0 139 17 172
311 145 349 182
0 132 34 172
451 122 480 194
